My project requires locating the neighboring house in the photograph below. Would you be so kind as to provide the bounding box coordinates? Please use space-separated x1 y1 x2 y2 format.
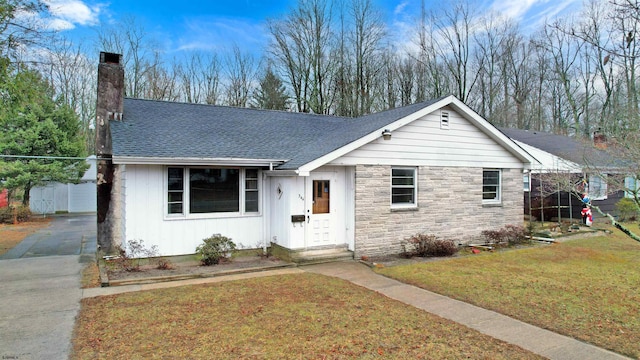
0 189 7 208
500 128 635 221
29 156 97 214
96 52 535 259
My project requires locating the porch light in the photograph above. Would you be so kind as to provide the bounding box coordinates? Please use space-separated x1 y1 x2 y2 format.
382 129 392 140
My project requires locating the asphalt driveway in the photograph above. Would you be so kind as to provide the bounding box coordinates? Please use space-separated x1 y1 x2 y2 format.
0 214 96 260
0 214 96 360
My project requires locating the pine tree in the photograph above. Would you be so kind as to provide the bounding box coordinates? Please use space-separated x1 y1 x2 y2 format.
252 66 289 110
0 60 88 206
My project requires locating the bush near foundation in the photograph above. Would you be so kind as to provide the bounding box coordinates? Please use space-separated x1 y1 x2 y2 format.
401 234 458 258
196 234 236 265
481 224 528 246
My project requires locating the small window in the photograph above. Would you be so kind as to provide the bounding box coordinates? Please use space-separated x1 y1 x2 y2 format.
167 167 184 214
245 169 259 212
523 173 531 192
440 111 450 129
483 169 501 204
624 176 639 199
391 167 417 207
589 174 607 200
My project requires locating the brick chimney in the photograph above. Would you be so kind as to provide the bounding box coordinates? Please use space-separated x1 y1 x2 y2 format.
593 129 607 150
96 52 124 254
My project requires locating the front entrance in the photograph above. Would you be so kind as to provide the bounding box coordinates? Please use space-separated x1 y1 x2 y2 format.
306 173 334 246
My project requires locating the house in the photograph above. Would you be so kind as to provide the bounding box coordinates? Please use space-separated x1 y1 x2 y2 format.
500 128 636 221
29 156 97 214
96 52 535 259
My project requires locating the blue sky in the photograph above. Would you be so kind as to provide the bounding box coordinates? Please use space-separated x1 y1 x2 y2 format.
42 0 583 56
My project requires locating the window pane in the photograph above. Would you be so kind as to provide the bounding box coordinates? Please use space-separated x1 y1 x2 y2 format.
392 188 414 204
392 169 414 177
245 191 259 212
168 192 183 202
168 203 183 214
168 168 183 214
190 168 239 213
168 168 183 190
245 179 258 190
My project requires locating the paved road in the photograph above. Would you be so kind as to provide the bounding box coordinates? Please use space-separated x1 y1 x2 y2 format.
0 214 96 360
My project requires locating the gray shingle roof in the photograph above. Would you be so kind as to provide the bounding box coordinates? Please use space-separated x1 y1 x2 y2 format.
499 127 616 167
113 97 444 170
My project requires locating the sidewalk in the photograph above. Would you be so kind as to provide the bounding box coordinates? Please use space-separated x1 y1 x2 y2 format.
83 260 632 360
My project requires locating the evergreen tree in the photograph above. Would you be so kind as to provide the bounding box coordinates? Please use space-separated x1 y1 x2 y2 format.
252 66 289 110
0 60 87 206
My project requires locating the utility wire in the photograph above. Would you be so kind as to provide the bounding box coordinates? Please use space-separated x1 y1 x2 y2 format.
0 154 106 160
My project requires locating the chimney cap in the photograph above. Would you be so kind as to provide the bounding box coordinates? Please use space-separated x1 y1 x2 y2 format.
100 52 122 65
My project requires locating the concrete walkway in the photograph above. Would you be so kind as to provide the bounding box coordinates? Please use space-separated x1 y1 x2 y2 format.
82 260 631 360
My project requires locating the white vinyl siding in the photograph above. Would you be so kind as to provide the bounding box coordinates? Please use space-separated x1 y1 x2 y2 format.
124 164 265 256
329 106 525 169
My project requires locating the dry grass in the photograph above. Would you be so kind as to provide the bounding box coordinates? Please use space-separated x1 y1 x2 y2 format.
0 217 51 255
73 273 543 359
377 224 640 358
81 262 101 288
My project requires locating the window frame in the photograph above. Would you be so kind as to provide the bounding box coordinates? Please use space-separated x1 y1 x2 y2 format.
588 174 608 200
523 172 531 192
391 167 418 209
165 166 261 219
482 169 502 205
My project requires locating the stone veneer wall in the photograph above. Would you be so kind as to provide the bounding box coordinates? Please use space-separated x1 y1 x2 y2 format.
354 164 522 258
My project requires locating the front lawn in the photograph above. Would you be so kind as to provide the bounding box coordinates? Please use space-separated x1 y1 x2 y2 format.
377 225 640 358
73 273 542 359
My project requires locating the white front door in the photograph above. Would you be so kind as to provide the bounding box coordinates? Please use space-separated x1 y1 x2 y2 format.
306 173 335 247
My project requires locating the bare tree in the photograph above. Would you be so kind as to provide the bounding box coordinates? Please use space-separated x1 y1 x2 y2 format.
224 45 258 107
268 0 336 114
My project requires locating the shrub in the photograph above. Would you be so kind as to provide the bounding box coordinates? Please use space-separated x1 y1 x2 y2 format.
401 233 458 257
481 224 529 246
616 198 639 222
0 206 31 224
155 257 174 270
111 239 159 272
196 234 236 266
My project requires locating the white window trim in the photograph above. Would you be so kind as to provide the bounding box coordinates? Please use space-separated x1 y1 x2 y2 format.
391 167 418 209
164 166 261 220
482 169 502 205
523 173 531 192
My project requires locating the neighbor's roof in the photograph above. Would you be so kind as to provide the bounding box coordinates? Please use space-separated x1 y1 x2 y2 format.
499 128 616 168
111 97 444 170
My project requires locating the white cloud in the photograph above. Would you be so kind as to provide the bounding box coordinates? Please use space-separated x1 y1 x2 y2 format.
47 18 75 31
43 0 103 28
394 2 409 16
176 16 269 53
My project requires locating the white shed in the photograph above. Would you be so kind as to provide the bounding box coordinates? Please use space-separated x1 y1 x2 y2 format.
29 156 97 214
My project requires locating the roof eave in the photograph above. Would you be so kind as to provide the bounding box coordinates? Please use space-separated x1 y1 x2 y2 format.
113 156 288 167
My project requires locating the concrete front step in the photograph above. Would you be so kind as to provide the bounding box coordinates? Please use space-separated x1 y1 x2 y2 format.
271 243 354 265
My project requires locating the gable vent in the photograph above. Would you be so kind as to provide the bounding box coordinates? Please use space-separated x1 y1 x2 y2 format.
440 111 450 129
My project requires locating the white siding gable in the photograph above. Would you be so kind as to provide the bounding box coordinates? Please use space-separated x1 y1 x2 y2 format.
329 106 525 169
513 140 581 173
